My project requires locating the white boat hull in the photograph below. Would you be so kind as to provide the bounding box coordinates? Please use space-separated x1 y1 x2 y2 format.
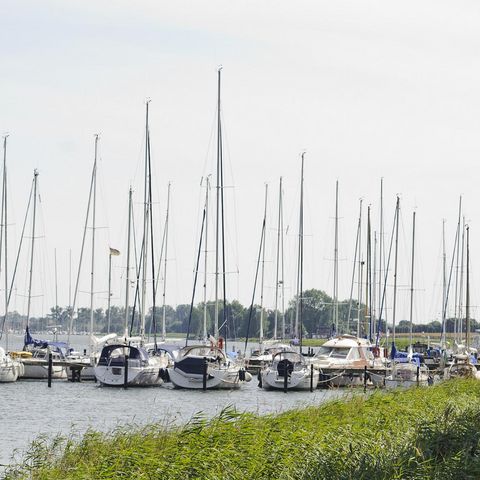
21 363 67 379
261 368 318 390
94 364 164 386
0 360 23 382
167 365 251 390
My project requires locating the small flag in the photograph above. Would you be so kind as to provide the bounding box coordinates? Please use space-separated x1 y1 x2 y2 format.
109 247 120 256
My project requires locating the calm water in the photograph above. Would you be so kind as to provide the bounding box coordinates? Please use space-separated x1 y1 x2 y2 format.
0 333 349 470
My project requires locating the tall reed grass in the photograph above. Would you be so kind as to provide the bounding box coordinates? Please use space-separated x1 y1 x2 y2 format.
6 380 480 479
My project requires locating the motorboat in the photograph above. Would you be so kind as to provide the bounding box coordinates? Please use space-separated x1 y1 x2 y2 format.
260 351 317 391
94 343 167 387
309 335 376 387
245 342 295 374
167 345 252 390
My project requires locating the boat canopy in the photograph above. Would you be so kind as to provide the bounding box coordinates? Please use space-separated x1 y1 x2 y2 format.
97 344 149 366
24 327 69 355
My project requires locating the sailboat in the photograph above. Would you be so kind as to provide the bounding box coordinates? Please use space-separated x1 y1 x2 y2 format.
95 102 166 387
245 179 294 373
445 225 480 380
168 68 251 390
384 207 431 388
66 135 117 381
0 135 23 382
261 153 313 390
16 170 68 379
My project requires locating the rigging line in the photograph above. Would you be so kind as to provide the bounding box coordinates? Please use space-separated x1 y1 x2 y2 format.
347 201 361 332
129 232 145 337
375 198 398 346
0 175 34 339
67 143 96 342
147 115 158 350
243 211 266 355
185 205 206 347
0 137 7 341
441 218 461 345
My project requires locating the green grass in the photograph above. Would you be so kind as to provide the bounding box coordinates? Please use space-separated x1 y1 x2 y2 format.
7 380 480 479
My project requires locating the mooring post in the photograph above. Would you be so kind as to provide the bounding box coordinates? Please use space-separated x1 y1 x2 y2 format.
257 370 262 388
310 364 314 392
283 368 288 393
123 353 129 390
416 366 420 386
203 357 208 391
363 365 367 393
47 352 53 388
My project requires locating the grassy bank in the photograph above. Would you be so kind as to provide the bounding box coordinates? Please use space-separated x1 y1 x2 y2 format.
7 380 480 479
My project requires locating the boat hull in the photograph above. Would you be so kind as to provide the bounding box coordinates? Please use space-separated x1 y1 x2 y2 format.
94 364 164 387
261 369 318 391
21 363 67 380
167 365 250 389
0 360 23 382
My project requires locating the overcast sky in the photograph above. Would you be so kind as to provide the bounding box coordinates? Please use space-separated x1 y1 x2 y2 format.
1 0 480 326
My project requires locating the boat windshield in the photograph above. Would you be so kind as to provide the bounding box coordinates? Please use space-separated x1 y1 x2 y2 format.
315 346 351 359
179 346 226 360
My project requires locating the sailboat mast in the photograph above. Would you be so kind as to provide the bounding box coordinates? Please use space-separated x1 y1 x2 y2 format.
333 180 339 334
453 197 462 341
2 136 8 350
458 216 466 342
26 169 39 328
203 176 210 340
54 248 58 322
392 196 400 348
280 180 285 340
366 205 372 340
274 177 283 340
161 182 171 341
124 187 133 336
214 67 222 339
295 153 305 347
89 135 98 347
441 219 447 348
409 211 416 347
378 178 384 325
466 225 470 351
259 183 268 346
356 200 363 337
140 101 150 343
372 231 377 339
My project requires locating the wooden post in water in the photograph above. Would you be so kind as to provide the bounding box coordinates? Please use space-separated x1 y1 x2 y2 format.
416 366 419 386
123 350 129 390
310 364 314 392
283 367 288 393
202 357 208 391
363 365 367 393
47 352 53 388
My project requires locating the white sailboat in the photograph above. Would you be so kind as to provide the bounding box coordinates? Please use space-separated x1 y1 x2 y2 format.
95 102 165 387
261 351 317 391
168 68 251 390
445 225 480 380
0 136 22 382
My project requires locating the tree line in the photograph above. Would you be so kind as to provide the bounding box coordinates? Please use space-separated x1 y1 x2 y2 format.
4 288 477 339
